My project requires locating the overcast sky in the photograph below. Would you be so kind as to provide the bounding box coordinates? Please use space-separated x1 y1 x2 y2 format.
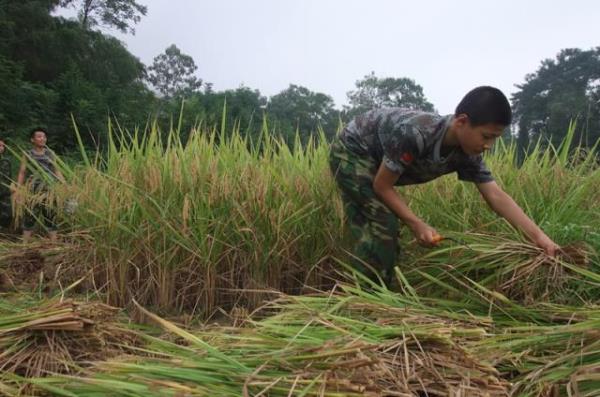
62 0 599 114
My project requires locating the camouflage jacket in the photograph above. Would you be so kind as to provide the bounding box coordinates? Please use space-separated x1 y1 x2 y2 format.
339 108 494 185
25 147 58 189
0 155 11 196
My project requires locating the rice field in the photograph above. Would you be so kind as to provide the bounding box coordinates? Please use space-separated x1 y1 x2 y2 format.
0 120 599 396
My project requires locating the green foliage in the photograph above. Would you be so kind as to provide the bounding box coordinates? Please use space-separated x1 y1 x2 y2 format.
345 71 435 118
0 0 64 83
267 84 340 144
0 0 152 151
153 86 267 144
147 44 203 99
0 55 59 137
58 0 147 34
512 47 600 153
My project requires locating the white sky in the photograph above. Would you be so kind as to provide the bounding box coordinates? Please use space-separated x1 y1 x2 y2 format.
60 0 600 114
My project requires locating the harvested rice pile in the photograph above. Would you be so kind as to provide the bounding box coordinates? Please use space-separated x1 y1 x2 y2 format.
0 237 91 294
24 293 510 396
0 299 139 378
405 234 596 305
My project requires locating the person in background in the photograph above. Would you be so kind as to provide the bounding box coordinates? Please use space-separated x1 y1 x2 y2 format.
16 128 64 242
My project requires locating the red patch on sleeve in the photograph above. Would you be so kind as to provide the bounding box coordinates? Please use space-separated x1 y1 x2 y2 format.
401 152 414 164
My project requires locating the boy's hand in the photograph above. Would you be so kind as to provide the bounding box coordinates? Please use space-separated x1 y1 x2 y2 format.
409 221 439 248
534 233 559 257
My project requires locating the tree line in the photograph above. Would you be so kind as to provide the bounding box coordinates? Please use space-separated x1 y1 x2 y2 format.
1 0 599 155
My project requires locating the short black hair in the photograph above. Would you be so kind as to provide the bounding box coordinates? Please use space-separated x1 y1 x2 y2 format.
455 86 512 127
29 127 48 139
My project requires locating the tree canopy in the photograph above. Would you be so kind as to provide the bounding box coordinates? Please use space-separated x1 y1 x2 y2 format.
147 44 203 99
345 72 435 118
267 84 339 143
58 0 147 33
0 0 150 150
512 47 600 152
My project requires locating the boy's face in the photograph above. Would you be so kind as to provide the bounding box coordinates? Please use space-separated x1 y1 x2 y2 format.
31 131 47 148
0 140 5 154
455 115 505 156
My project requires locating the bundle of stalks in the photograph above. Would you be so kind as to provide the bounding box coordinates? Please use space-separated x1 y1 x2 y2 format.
29 290 509 396
0 234 94 293
232 293 509 396
15 283 600 396
498 242 592 304
241 337 507 396
473 317 600 396
405 233 597 305
0 299 139 378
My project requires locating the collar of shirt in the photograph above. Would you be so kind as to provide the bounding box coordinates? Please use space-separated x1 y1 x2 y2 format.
432 115 456 163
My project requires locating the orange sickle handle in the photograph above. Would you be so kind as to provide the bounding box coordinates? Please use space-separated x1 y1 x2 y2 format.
432 234 445 244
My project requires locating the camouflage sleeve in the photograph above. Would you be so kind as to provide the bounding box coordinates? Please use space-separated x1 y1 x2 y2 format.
457 155 494 183
378 123 424 174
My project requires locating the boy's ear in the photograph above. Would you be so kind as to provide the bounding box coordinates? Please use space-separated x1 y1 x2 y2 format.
455 113 470 126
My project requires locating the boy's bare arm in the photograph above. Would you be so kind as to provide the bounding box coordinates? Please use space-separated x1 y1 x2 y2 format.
373 162 438 246
17 157 26 185
477 181 558 255
13 157 27 202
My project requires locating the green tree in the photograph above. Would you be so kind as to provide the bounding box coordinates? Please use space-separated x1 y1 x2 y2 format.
0 55 59 138
147 44 203 99
345 72 435 117
267 84 339 143
156 86 266 144
50 31 151 150
0 0 64 143
58 0 147 34
0 0 67 83
0 0 153 151
512 47 600 154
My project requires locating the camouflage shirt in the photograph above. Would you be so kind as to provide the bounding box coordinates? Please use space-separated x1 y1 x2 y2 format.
25 148 58 189
340 108 494 185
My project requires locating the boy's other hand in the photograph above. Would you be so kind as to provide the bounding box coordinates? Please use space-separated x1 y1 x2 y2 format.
534 233 559 257
410 221 439 248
